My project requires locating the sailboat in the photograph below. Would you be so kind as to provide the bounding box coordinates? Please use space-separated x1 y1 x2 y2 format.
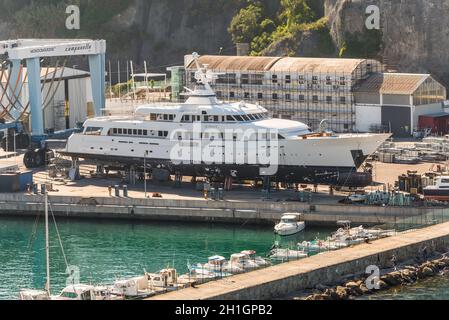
18 192 122 300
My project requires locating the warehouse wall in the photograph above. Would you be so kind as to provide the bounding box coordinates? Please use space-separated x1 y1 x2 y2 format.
355 104 382 132
383 94 411 106
354 92 380 104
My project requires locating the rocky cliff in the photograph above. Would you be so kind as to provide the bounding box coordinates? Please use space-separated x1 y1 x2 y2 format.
325 0 449 89
0 0 448 90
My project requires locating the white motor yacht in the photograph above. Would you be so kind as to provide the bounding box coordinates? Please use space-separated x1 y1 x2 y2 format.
274 213 305 236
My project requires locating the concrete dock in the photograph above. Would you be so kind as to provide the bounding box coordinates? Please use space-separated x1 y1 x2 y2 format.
0 192 441 226
149 221 449 300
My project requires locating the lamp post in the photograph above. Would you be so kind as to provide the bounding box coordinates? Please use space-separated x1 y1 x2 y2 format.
144 150 148 198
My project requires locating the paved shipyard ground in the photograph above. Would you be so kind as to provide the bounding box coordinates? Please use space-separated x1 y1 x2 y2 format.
0 151 444 203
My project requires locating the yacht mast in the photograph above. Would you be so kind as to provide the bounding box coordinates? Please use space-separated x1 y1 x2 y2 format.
44 191 50 295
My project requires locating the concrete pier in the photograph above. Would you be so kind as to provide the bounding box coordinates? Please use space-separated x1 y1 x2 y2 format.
0 193 442 226
149 221 449 300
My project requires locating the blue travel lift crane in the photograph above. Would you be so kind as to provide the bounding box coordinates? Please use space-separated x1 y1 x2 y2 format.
0 39 106 168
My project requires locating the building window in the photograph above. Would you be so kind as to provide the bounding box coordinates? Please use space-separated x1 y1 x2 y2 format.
216 73 236 84
285 93 291 101
312 95 318 103
298 75 305 84
326 76 332 85
339 77 346 86
272 75 278 84
216 91 222 98
312 76 318 85
299 94 305 102
272 93 278 100
241 74 249 85
257 93 263 100
244 92 250 99
340 96 346 104
230 92 235 98
285 75 291 84
326 96 332 104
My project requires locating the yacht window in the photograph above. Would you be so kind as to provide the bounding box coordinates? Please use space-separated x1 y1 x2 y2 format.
157 114 164 121
242 115 251 121
118 128 122 134
150 114 157 121
181 115 190 122
133 129 137 135
85 127 103 135
248 114 255 120
113 128 118 134
230 92 235 98
143 130 148 136
226 115 235 122
257 93 263 100
163 114 169 121
203 116 209 122
138 129 142 135
214 116 219 122
60 291 78 299
442 179 449 184
234 115 244 122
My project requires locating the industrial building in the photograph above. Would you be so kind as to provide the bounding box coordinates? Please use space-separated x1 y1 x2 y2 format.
1 67 93 132
182 55 447 136
354 73 447 137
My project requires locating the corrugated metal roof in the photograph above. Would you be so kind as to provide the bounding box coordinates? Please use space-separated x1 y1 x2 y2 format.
186 55 370 73
187 55 282 72
419 112 449 118
269 57 367 73
355 73 429 95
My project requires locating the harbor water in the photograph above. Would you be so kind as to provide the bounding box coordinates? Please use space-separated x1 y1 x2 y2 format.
361 275 449 300
0 215 332 300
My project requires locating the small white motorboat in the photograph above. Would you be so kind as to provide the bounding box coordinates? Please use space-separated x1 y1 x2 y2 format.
274 213 305 236
19 289 50 300
229 253 260 271
269 248 308 261
112 275 155 299
240 250 270 267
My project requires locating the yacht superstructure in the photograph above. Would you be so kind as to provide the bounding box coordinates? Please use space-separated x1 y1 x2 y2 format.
62 53 390 185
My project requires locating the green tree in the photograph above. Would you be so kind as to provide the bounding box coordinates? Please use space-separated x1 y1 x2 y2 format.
228 3 263 44
279 0 314 29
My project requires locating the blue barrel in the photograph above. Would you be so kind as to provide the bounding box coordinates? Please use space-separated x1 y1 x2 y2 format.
123 185 128 197
115 185 120 197
41 184 46 195
33 184 39 195
218 188 224 200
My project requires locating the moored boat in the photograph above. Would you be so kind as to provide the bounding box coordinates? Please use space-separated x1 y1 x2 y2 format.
274 213 305 236
423 176 449 201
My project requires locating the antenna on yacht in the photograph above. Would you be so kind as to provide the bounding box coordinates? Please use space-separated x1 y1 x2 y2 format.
191 52 221 92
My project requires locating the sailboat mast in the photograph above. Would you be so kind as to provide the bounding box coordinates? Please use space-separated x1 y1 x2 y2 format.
45 191 50 295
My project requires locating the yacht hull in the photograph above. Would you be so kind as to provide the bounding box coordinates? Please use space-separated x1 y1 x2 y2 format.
59 151 373 186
